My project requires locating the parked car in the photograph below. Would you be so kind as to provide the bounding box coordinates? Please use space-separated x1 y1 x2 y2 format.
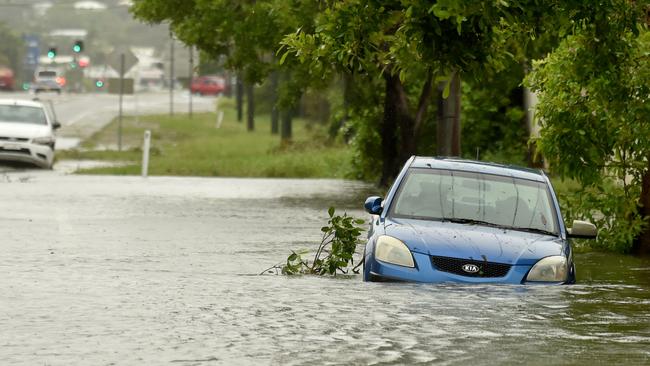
32 70 62 94
0 99 60 169
363 157 597 284
190 75 226 95
0 67 15 91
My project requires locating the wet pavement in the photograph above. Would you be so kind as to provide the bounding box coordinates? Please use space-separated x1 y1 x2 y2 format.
1 172 649 365
4 90 218 150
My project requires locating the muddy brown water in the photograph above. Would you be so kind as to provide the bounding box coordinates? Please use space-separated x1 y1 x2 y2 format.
1 174 649 365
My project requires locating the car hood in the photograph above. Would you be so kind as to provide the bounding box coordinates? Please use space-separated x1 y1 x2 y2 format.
0 122 51 139
383 217 565 265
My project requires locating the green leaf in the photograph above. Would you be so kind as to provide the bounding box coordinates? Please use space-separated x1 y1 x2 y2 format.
279 50 290 65
442 78 451 99
328 206 335 218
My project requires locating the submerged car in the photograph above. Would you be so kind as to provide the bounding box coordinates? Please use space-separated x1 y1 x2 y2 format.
0 99 60 169
363 157 597 284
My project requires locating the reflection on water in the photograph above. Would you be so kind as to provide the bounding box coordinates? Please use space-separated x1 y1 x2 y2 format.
0 175 648 365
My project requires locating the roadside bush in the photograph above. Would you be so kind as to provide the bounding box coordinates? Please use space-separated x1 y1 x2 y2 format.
557 179 646 253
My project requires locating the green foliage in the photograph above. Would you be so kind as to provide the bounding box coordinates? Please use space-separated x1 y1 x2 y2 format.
268 207 365 276
557 180 646 253
0 22 24 80
527 2 649 253
461 80 528 166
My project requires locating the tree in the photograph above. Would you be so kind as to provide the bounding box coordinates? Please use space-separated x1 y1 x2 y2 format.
131 0 322 141
281 0 574 185
0 23 24 81
527 2 649 254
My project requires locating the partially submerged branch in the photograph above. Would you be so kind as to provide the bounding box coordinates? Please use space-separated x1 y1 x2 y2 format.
262 207 365 276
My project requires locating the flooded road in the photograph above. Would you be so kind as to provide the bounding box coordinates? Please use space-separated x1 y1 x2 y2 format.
1 174 649 365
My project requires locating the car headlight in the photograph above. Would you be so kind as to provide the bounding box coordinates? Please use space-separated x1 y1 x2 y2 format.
32 136 54 146
525 256 568 282
375 235 415 268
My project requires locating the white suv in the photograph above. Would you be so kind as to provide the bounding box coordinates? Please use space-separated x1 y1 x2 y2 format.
0 99 61 169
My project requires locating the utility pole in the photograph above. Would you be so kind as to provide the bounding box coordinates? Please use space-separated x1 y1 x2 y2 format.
169 30 175 116
188 45 193 119
118 53 125 152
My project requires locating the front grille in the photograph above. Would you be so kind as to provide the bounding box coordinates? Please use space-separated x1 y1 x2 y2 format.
0 147 30 155
0 137 29 142
431 255 511 278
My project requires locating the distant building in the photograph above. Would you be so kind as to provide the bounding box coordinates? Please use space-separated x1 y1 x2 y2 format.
129 47 165 91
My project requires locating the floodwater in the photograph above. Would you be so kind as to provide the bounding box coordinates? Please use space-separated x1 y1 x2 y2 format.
1 173 649 365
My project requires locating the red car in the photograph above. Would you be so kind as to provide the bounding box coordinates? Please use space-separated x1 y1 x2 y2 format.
190 76 226 96
0 67 15 91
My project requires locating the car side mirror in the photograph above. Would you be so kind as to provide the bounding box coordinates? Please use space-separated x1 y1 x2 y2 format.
364 196 383 215
567 220 597 239
52 121 61 129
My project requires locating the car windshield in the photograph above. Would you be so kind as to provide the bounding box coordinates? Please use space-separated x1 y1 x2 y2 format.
0 105 47 125
390 168 558 235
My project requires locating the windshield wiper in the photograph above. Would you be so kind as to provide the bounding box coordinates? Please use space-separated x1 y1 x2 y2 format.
443 218 505 229
508 227 557 236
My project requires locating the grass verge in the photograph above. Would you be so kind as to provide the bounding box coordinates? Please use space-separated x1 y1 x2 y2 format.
58 98 353 178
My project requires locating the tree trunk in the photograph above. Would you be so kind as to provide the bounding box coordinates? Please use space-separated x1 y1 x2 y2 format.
236 76 243 122
224 72 233 98
281 109 292 142
436 73 461 156
379 72 398 186
270 70 279 134
245 82 254 131
523 86 544 168
634 163 650 255
392 77 417 166
378 72 433 187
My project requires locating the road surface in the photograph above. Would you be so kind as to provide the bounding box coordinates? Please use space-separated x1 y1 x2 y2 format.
2 90 217 149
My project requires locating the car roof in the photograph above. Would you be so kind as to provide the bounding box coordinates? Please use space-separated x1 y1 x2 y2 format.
409 156 547 182
0 99 44 108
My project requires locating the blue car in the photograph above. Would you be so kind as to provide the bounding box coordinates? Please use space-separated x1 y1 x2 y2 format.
363 157 597 284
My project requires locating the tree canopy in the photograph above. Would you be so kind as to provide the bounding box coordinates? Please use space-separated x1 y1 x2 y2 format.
132 0 650 254
0 23 24 79
527 2 650 253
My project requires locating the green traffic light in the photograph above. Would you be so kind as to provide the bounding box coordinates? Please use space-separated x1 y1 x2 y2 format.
73 40 83 53
22 83 30 90
95 80 104 88
47 51 55 59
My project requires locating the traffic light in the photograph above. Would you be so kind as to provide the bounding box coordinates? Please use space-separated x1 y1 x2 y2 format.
47 47 57 59
95 80 104 88
73 40 83 53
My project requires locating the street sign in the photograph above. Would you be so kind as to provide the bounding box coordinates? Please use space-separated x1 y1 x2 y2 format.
107 46 138 76
23 35 40 67
107 78 134 94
